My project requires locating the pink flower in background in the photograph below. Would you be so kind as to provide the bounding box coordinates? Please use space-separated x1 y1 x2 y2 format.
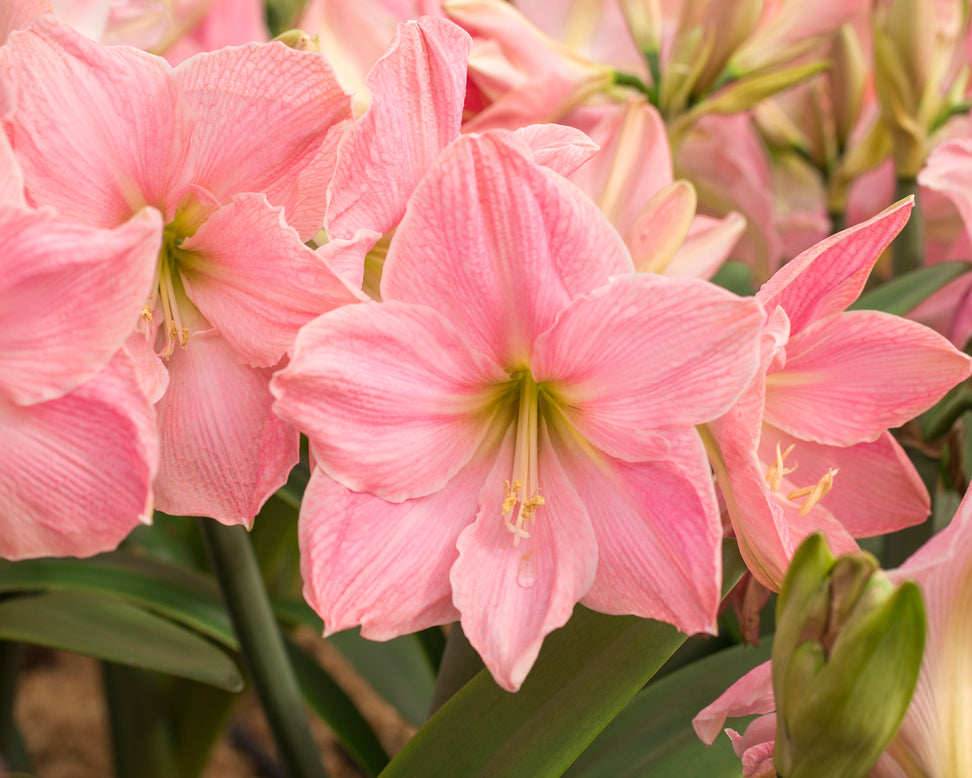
0 134 161 559
705 199 972 589
273 130 766 691
1 17 365 525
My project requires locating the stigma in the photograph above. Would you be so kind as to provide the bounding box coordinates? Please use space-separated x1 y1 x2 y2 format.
502 376 544 545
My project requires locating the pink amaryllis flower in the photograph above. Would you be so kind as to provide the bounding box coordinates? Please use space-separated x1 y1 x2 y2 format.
695 486 972 778
703 199 972 590
1 17 366 525
0 132 161 559
272 129 766 691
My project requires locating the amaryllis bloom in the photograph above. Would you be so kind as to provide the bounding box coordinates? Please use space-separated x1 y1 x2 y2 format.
695 486 972 778
0 133 161 559
704 199 972 589
1 17 365 525
272 130 766 691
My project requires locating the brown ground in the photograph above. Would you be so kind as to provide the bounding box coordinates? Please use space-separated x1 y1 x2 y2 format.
11 629 415 778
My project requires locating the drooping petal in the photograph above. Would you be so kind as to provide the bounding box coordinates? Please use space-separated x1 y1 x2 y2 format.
271 301 509 502
154 330 297 525
531 274 765 460
557 425 723 635
382 131 634 367
764 310 972 446
325 17 471 238
693 661 775 745
756 199 912 335
178 193 366 368
298 451 499 639
512 123 598 177
0 206 162 405
175 41 351 238
759 427 929 538
0 16 188 226
451 423 597 691
0 350 158 559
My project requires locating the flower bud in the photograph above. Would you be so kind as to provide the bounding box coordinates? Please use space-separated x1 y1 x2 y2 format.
772 534 925 778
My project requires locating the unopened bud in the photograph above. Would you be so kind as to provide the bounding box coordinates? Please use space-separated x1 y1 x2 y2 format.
772 534 925 778
273 29 320 52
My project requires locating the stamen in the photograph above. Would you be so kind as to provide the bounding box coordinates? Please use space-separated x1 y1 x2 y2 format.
787 468 839 516
503 377 544 546
765 442 797 492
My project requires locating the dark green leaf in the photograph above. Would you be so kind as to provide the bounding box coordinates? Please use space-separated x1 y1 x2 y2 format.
566 642 771 777
0 554 235 648
0 591 242 690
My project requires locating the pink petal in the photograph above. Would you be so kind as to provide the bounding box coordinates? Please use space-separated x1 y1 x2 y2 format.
325 17 471 239
382 131 633 367
764 310 972 446
693 661 775 745
919 138 972 248
154 330 297 525
0 205 162 405
0 131 25 207
1 17 187 226
559 425 723 635
299 464 501 639
0 350 158 559
0 0 50 43
175 42 351 239
756 199 912 336
626 181 697 274
531 275 765 459
178 193 365 368
271 301 509 502
512 123 599 177
451 423 597 692
759 427 929 538
667 212 747 279
162 0 269 66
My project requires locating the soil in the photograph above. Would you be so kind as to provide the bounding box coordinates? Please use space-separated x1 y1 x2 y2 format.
9 629 415 778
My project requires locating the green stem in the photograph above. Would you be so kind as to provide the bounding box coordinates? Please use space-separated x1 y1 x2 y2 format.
892 178 924 277
198 520 326 778
103 663 178 778
427 623 484 717
0 640 28 773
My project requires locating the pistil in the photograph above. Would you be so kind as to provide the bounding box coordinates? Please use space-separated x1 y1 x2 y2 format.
502 376 544 545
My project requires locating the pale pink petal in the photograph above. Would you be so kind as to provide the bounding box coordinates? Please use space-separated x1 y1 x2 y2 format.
271 302 509 502
667 212 747 279
568 97 674 236
0 17 187 226
162 0 268 66
693 661 774 745
756 199 912 336
382 131 633 367
918 137 972 248
124 332 169 403
764 310 972 446
557 426 723 635
0 206 162 405
0 131 25 207
0 0 50 43
316 228 382 290
154 330 297 526
178 193 365 368
451 424 597 692
0 350 157 559
759 428 929 538
102 0 168 48
325 17 471 239
513 123 598 177
299 462 503 638
627 181 697 274
175 42 351 239
50 0 111 41
531 275 765 459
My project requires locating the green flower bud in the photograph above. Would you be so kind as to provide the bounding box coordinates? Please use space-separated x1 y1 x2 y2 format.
773 534 925 778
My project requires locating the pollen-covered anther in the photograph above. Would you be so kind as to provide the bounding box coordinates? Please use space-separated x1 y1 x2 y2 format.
505 491 544 546
787 468 839 516
502 480 522 514
141 305 153 321
765 442 797 492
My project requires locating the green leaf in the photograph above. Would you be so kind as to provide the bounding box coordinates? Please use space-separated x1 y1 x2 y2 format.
380 543 748 778
710 262 753 296
0 554 236 648
285 637 391 776
566 642 771 777
0 591 242 691
849 261 972 315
